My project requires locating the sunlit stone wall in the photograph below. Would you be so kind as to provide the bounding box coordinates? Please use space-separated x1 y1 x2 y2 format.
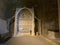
18 9 32 35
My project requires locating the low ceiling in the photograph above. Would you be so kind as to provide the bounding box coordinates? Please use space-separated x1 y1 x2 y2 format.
0 0 45 20
16 0 39 7
0 0 58 22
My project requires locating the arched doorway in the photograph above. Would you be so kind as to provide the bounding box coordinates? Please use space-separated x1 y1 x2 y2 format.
14 7 34 37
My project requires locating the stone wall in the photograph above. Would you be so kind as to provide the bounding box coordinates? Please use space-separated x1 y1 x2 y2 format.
34 0 59 38
0 0 8 20
0 19 8 34
58 0 60 38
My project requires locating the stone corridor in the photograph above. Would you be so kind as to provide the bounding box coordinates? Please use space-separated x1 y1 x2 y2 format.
0 36 54 45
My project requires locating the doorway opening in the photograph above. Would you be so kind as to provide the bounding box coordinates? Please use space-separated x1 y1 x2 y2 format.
15 8 34 36
34 18 39 36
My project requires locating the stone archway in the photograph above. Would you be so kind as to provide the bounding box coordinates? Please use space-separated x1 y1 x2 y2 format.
14 7 34 37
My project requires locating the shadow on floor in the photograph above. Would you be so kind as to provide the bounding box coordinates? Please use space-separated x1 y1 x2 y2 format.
0 37 11 44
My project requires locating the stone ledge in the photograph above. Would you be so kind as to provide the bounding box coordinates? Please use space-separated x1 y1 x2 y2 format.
39 35 60 45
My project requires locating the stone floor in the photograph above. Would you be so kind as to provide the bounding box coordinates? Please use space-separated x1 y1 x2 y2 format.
0 36 54 45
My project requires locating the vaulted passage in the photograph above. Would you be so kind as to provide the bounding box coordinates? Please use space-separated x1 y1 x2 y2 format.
0 0 60 45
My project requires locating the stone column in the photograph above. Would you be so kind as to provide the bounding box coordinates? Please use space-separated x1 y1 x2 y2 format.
13 8 19 37
30 8 35 36
58 0 60 37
